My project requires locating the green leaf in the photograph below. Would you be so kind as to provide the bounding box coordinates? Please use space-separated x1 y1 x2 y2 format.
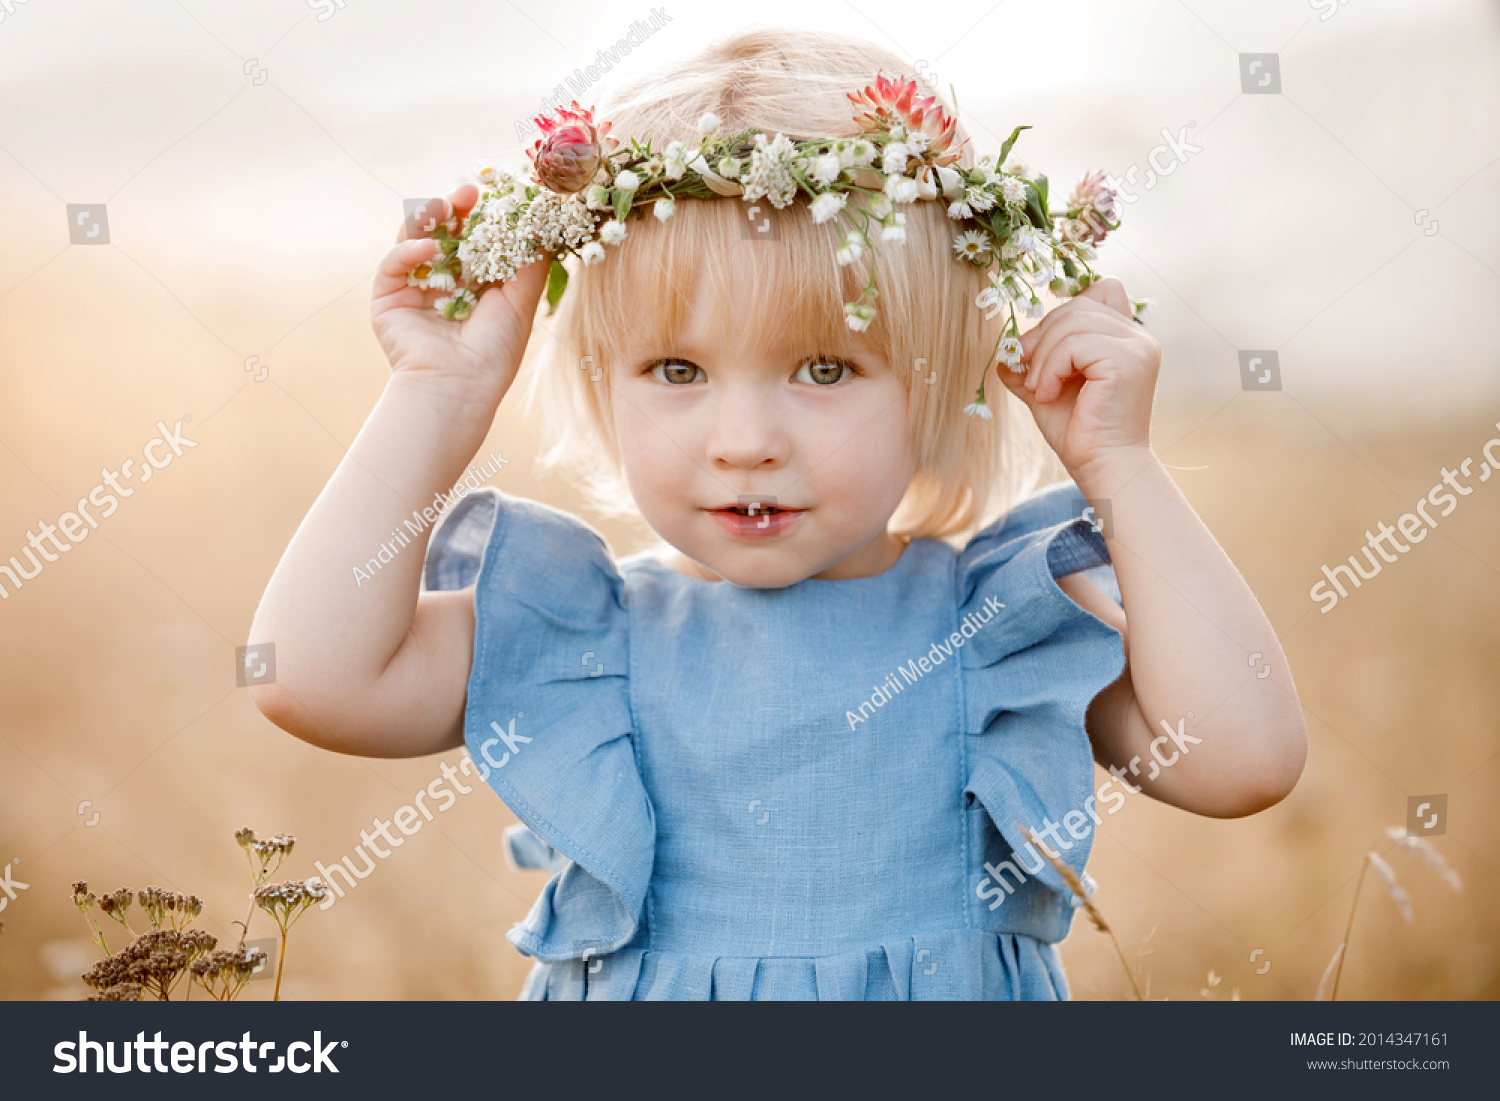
1024 177 1052 231
545 258 569 314
1061 255 1079 279
995 124 1032 169
612 189 630 224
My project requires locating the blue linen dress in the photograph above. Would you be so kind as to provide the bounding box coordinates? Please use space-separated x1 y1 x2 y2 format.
421 480 1125 1000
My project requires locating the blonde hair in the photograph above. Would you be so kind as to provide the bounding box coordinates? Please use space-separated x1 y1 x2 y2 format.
519 25 1063 549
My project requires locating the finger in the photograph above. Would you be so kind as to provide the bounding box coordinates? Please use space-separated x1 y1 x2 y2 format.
396 196 452 244
1079 275 1132 320
992 360 1036 410
1025 302 1133 379
448 182 480 228
1017 294 1113 360
373 237 442 301
1033 332 1121 404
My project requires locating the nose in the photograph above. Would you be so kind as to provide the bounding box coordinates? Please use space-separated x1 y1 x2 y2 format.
705 384 790 471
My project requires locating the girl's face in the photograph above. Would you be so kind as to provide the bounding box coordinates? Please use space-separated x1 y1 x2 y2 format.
608 263 919 589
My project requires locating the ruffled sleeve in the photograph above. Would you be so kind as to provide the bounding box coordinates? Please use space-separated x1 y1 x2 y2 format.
957 481 1126 924
423 487 654 963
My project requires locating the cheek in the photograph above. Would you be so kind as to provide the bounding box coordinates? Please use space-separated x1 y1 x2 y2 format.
802 389 915 506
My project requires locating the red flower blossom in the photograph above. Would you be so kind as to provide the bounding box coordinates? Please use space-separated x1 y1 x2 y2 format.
847 73 964 167
526 101 619 194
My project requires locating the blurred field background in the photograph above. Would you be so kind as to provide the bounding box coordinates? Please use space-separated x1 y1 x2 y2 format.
1 0 1497 1000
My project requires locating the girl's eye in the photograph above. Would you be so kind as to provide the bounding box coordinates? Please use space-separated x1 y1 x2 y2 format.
648 362 704 385
794 358 856 386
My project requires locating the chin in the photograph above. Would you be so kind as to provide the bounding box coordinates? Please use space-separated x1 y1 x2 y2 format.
706 549 816 590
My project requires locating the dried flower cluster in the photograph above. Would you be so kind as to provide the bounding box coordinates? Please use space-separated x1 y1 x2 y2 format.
414 73 1153 418
71 826 323 1002
190 944 269 1002
80 927 215 1001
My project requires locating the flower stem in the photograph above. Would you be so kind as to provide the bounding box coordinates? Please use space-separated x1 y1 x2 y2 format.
1329 851 1372 1001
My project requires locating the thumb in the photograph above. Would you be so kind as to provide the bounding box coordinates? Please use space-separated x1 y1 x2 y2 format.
990 360 1035 411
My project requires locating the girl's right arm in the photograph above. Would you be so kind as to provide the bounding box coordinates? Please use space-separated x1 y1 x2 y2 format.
248 186 549 758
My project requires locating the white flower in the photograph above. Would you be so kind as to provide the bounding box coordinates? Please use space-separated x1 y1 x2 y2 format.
741 132 798 209
1131 296 1156 322
653 197 676 222
966 186 996 212
663 141 687 181
849 139 876 166
963 400 993 420
809 191 846 224
1001 176 1029 205
599 219 627 245
580 241 606 265
884 175 919 204
844 302 875 331
836 234 865 266
1003 158 1035 180
811 154 843 185
585 185 610 211
905 130 931 155
953 230 991 260
698 112 721 136
947 199 973 220
716 156 742 179
613 169 641 192
999 336 1024 368
1018 296 1045 319
483 195 518 219
889 123 906 141
882 142 911 175
408 264 457 292
868 195 893 220
881 212 907 243
976 286 1002 311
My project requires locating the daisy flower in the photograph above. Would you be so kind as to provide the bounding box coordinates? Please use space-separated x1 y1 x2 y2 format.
965 186 996 213
881 212 907 243
963 398 993 420
998 336 1024 370
947 198 973 220
1000 176 1029 205
952 230 991 261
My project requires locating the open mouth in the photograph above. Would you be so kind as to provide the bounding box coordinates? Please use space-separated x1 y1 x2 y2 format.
723 505 791 516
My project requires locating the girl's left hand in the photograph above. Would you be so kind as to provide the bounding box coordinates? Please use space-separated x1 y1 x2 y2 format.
994 276 1161 484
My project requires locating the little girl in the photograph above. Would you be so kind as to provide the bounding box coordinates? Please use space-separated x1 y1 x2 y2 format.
249 28 1307 1000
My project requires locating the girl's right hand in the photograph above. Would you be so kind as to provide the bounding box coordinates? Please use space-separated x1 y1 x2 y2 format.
370 183 550 407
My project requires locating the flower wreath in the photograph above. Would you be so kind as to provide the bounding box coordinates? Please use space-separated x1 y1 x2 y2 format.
411 73 1154 418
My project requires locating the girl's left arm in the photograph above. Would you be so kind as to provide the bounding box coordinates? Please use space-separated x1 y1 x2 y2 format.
999 277 1307 818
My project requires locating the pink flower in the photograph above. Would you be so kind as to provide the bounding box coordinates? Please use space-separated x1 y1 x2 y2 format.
527 102 618 194
1066 170 1120 243
847 73 964 167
